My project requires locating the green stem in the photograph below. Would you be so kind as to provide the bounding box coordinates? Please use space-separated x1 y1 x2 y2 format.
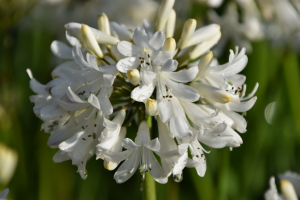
142 116 156 200
143 173 157 200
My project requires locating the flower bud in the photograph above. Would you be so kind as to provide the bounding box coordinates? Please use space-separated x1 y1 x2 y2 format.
178 19 197 50
156 0 175 31
186 24 220 47
65 22 119 45
281 179 298 200
104 159 118 171
190 31 221 60
0 143 18 185
163 37 176 56
126 69 141 86
193 51 213 82
145 98 158 116
81 24 104 58
165 9 176 38
97 13 111 35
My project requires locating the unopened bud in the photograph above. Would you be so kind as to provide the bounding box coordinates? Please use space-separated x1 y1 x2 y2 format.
97 13 110 35
281 180 298 200
165 9 176 38
104 159 118 171
163 38 176 56
156 0 175 31
145 98 158 116
186 24 220 47
126 69 141 86
81 24 103 58
190 31 221 60
178 19 197 50
193 51 213 82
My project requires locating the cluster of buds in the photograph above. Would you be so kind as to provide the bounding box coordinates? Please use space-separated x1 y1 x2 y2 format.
28 0 258 183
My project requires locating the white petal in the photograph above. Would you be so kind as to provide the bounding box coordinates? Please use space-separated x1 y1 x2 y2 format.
135 121 151 145
104 149 133 163
191 82 231 103
147 149 167 184
72 45 91 69
144 138 160 152
114 150 140 183
88 94 100 110
99 87 113 115
152 51 172 65
103 74 115 88
117 41 141 56
53 150 70 163
40 104 65 121
58 131 84 152
140 70 156 85
53 98 89 111
227 75 246 87
229 97 257 112
67 87 85 103
165 66 198 83
110 22 132 41
103 118 118 132
132 27 149 48
131 82 155 102
149 31 165 51
51 40 73 59
160 59 178 72
116 57 140 73
165 79 200 102
122 138 140 149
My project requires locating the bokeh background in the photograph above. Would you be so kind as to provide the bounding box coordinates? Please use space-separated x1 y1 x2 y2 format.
0 0 300 199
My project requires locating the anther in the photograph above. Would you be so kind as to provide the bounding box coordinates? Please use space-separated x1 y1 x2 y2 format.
82 126 85 129
88 135 92 137
196 155 199 158
201 154 204 157
82 138 86 140
148 54 150 58
94 124 97 127
146 62 150 65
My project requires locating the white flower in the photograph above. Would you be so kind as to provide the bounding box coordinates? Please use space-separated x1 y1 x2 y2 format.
105 121 167 183
190 47 258 133
116 27 171 73
265 177 284 200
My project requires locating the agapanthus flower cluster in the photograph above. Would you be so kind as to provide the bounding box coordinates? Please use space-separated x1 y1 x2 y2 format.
28 0 258 183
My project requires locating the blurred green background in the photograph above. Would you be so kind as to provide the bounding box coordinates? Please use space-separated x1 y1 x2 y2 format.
0 0 300 199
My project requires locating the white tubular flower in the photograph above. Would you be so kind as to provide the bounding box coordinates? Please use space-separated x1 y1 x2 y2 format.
0 188 9 200
97 110 126 152
265 177 284 200
279 171 300 197
65 22 120 45
102 127 127 171
190 47 258 133
0 143 18 186
156 0 175 31
156 118 191 181
116 27 171 73
105 121 167 184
